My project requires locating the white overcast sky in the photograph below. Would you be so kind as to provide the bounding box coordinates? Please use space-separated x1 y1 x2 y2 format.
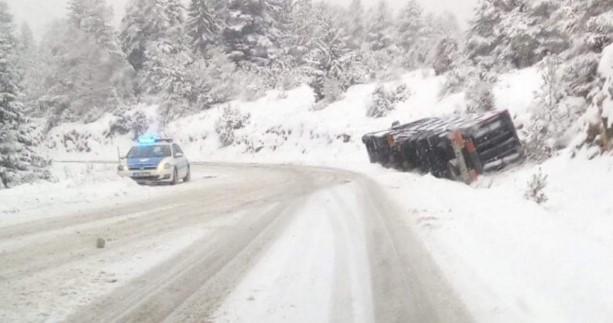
5 0 477 37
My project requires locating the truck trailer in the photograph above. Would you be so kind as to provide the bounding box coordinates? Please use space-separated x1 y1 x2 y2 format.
362 110 524 183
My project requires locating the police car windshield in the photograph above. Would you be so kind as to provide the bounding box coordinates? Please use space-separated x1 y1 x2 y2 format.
127 145 171 158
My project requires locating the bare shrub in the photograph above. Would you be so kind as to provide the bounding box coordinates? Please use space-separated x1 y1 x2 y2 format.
525 168 548 204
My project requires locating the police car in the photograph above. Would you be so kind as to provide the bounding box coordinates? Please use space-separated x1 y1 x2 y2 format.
118 135 190 185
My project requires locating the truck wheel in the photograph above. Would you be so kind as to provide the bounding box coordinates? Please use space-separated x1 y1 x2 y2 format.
183 165 191 182
171 168 178 185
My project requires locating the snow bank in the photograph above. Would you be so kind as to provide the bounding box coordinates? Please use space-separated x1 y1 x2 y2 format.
0 163 156 226
367 152 613 323
43 104 160 161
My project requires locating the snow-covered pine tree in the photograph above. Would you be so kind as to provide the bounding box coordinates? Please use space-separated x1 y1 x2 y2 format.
120 0 169 71
165 0 188 48
68 0 119 51
16 22 41 111
525 168 548 204
39 0 132 122
430 11 462 42
247 0 303 89
554 0 613 97
209 0 229 17
467 0 569 71
17 22 34 54
498 2 548 69
432 37 460 75
0 1 49 188
186 0 219 56
345 0 365 49
304 3 357 103
187 48 249 108
366 84 409 118
464 64 496 113
166 0 185 27
525 54 570 160
142 0 196 121
257 0 318 90
278 0 314 67
558 0 613 54
120 0 192 101
366 0 393 52
223 0 279 65
395 0 428 68
465 0 504 69
425 11 462 70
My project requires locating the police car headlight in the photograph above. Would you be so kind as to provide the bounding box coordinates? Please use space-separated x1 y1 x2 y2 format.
163 163 172 169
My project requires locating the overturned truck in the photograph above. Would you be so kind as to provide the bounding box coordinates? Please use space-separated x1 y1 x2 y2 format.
362 110 524 183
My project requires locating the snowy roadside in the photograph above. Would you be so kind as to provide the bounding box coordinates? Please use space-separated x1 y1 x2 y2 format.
361 152 613 323
0 163 148 225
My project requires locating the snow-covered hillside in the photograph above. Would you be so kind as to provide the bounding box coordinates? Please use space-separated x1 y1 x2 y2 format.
372 152 613 322
41 69 540 164
22 66 613 322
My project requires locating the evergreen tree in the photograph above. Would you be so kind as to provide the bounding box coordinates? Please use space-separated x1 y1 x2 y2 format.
280 0 314 66
430 11 462 41
345 0 365 49
18 22 34 54
120 0 168 71
0 1 48 188
465 0 504 68
305 3 357 102
395 0 424 52
39 0 133 122
16 22 41 110
209 0 229 16
186 0 219 56
0 1 21 129
466 0 567 70
366 0 393 51
394 0 431 68
432 37 460 75
562 0 613 53
166 0 185 27
223 0 280 65
120 0 190 100
163 0 189 53
67 0 118 50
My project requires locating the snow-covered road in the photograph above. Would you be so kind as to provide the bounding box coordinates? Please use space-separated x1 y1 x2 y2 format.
0 163 471 323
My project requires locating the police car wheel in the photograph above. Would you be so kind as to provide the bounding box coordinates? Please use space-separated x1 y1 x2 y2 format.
184 165 191 182
171 168 178 185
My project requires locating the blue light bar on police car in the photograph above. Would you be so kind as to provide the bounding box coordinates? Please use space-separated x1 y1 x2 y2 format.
137 134 173 145
138 134 160 145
